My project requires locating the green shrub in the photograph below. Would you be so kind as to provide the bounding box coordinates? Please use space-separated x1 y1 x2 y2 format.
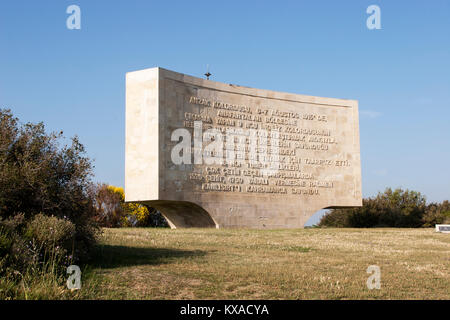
27 214 75 249
319 188 429 228
26 214 76 263
317 208 351 228
0 214 87 299
0 214 35 274
422 201 450 227
0 108 99 273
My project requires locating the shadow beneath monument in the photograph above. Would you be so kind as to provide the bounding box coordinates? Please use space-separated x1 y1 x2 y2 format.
91 244 207 268
145 200 218 229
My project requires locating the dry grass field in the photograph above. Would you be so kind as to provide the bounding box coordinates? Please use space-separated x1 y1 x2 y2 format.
79 227 450 300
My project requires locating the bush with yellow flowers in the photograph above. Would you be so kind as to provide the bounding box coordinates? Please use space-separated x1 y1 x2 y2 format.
93 184 167 228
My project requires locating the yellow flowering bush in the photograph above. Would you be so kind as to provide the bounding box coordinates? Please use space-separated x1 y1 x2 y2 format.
94 185 150 227
94 184 167 227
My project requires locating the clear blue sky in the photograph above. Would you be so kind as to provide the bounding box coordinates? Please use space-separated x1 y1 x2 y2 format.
1 1 449 224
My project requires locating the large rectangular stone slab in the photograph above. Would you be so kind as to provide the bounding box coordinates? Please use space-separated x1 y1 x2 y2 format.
125 67 362 228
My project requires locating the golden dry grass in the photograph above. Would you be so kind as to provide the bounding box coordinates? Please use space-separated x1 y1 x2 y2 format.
80 227 450 300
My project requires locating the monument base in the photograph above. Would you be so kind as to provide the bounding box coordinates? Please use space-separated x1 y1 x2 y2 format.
145 200 322 229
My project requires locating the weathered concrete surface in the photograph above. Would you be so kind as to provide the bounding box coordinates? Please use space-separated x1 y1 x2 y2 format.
125 67 362 229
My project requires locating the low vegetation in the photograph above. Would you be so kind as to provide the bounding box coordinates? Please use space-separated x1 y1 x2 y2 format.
0 109 98 299
92 184 167 228
319 188 450 228
76 227 449 300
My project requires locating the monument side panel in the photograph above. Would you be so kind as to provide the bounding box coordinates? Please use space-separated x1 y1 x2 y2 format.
351 100 362 205
125 68 160 202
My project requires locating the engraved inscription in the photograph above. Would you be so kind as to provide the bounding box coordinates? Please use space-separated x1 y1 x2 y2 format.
181 95 352 197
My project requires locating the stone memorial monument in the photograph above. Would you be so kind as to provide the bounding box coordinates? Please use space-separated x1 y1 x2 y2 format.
125 67 362 229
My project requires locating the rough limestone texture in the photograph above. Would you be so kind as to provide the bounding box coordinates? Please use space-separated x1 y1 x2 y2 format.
125 67 362 229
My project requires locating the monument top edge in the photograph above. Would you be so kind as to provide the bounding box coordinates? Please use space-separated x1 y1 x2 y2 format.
126 66 358 107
